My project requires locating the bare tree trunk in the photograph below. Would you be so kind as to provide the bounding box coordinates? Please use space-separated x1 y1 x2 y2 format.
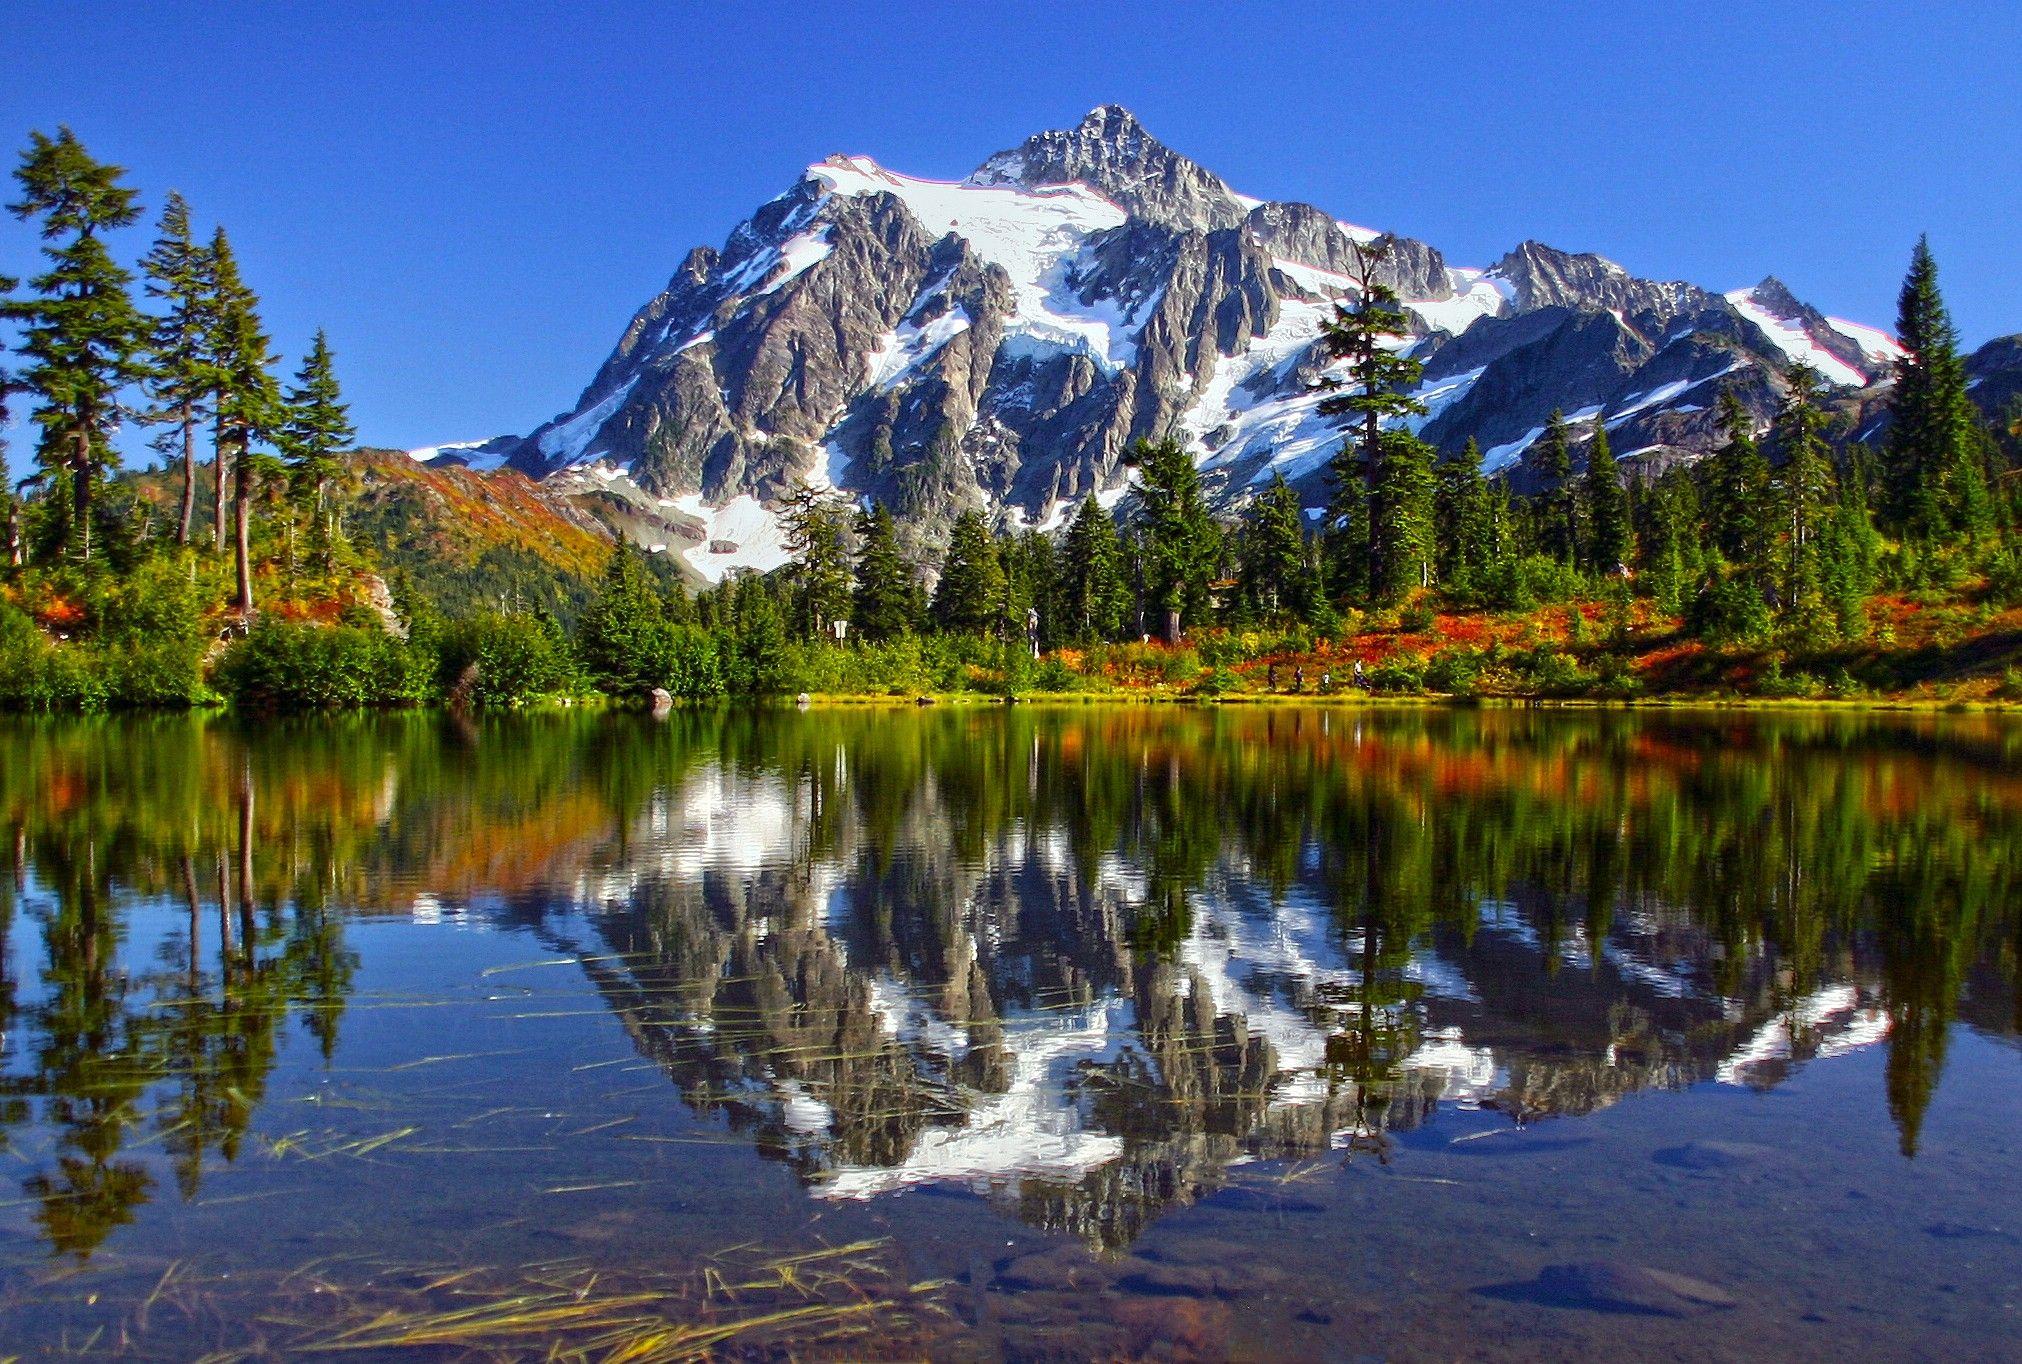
73 430 93 564
177 406 196 547
5 497 20 567
213 434 230 551
233 439 255 617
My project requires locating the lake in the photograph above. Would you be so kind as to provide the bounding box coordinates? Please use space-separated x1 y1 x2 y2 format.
0 706 2017 1361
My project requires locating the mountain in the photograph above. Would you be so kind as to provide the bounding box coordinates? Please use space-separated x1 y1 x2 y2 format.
455 105 1926 583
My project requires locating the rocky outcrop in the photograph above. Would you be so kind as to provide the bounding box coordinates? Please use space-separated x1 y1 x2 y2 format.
477 105 1909 574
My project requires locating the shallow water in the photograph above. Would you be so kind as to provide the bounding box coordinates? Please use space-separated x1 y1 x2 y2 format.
0 707 2017 1360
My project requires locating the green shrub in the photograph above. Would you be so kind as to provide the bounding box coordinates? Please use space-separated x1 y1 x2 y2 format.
440 611 578 706
1986 546 2022 608
1688 574 1774 646
221 622 430 710
1366 656 1426 693
1424 650 1481 695
0 605 108 711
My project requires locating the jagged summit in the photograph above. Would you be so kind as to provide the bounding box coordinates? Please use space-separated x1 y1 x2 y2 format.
465 109 1937 585
966 104 1247 231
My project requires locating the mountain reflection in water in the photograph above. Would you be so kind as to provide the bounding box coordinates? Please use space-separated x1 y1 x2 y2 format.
2 706 2015 1270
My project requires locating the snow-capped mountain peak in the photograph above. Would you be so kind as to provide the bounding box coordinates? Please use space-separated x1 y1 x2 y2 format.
487 105 1920 582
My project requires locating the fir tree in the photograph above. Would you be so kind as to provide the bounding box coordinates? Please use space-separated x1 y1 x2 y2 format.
1535 410 1578 567
1370 430 1436 600
1581 424 1630 577
850 502 918 642
779 484 853 641
1235 475 1311 621
140 190 211 547
931 509 1005 635
1774 364 1836 634
1315 242 1426 597
1131 437 1223 640
2 128 149 562
202 228 283 614
1637 467 1703 616
1060 495 1131 642
1434 437 1492 588
577 544 668 692
1703 388 1772 583
1006 529 1060 650
1322 444 1370 605
1883 237 1977 541
280 329 355 567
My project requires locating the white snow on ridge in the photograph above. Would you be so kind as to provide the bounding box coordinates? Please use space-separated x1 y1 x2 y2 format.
866 304 974 390
1826 315 1903 367
810 154 1140 369
537 377 640 467
1725 287 1868 388
407 439 509 472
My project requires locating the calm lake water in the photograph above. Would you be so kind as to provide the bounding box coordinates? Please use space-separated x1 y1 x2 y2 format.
0 706 2017 1361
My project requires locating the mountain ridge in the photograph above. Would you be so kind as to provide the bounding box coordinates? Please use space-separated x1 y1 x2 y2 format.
414 106 2011 584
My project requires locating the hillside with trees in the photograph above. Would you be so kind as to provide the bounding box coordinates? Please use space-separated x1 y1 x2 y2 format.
2 131 2018 712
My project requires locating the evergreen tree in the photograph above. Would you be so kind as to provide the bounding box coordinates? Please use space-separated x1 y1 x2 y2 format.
1535 410 1578 566
1006 528 1060 650
1059 495 1132 642
1131 437 1223 640
1637 467 1703 616
1235 475 1311 621
1703 388 1772 582
140 191 212 547
1774 364 1837 634
728 573 788 693
850 502 918 642
1370 430 1436 600
1322 445 1370 605
931 509 1005 635
2 128 149 562
779 484 853 641
279 329 354 568
1883 237 1978 541
1434 437 1492 588
202 229 283 614
577 544 668 692
1581 424 1630 577
1315 242 1426 598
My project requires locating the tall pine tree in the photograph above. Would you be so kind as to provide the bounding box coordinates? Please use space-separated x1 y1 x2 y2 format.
1131 437 1223 640
1235 475 1311 621
140 190 211 547
1581 424 1630 576
1704 388 1772 583
1774 363 1836 632
779 484 853 640
1315 243 1426 602
202 228 283 613
1535 410 1578 566
1370 430 1436 599
2 128 149 562
1434 437 1492 588
280 329 355 568
1060 494 1132 642
850 502 919 642
931 509 1005 635
1883 237 1979 542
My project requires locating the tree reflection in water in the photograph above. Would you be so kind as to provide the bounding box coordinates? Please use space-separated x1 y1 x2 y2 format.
0 707 2016 1257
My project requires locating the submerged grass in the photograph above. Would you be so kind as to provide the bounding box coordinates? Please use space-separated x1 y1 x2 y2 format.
4 1239 952 1361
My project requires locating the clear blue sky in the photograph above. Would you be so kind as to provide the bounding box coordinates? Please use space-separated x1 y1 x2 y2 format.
3 0 2018 477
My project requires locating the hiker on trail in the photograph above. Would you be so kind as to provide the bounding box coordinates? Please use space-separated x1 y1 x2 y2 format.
1294 666 1305 693
1353 659 1366 690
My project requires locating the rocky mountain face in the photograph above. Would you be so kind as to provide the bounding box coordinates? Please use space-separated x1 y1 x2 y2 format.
441 105 1948 582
